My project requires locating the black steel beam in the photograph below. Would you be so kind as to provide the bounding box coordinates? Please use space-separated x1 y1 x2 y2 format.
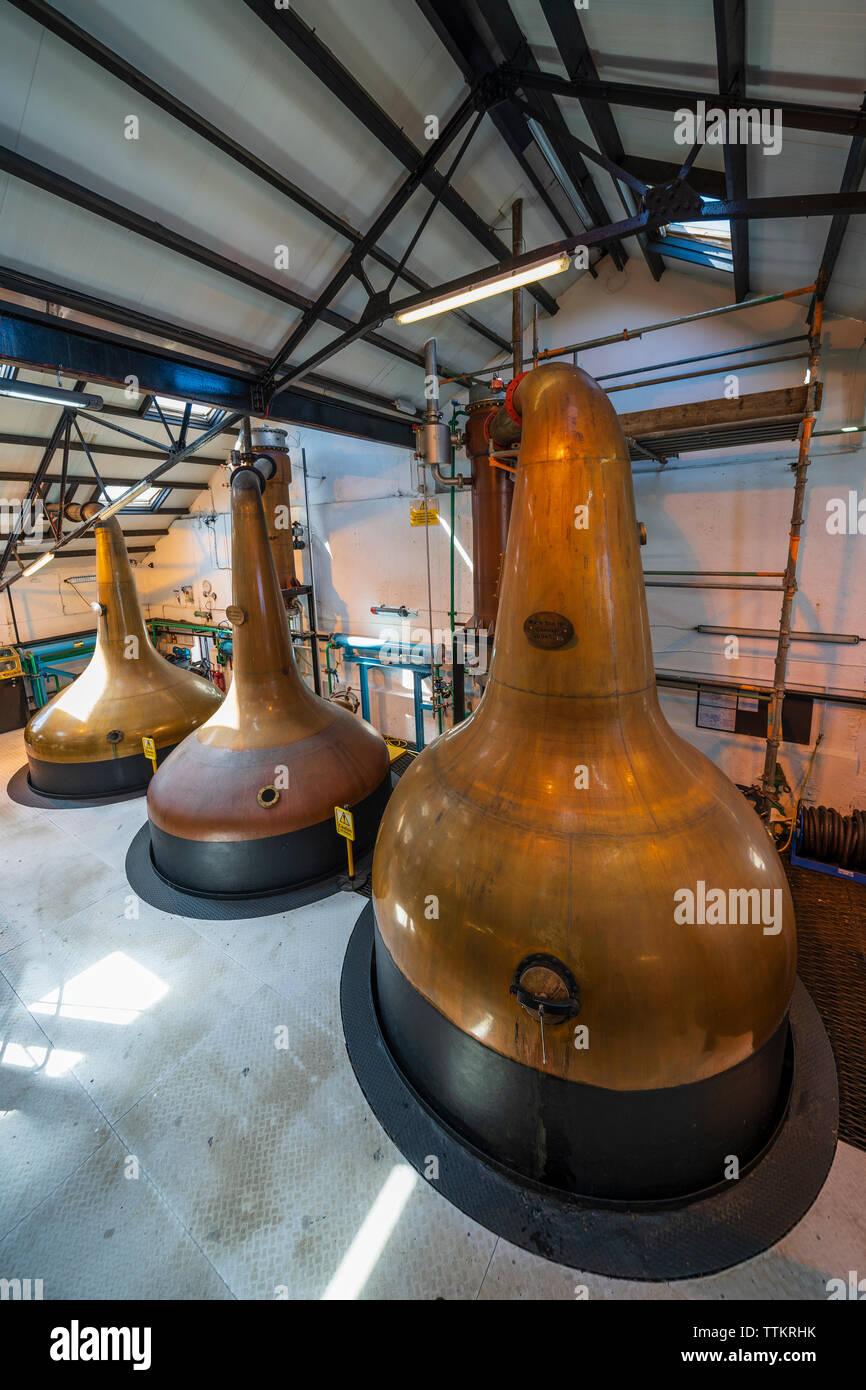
26 525 173 538
0 433 223 465
511 68 866 139
620 156 725 200
539 0 663 281
0 265 267 368
387 193 866 321
0 303 416 449
1 408 246 594
420 0 627 270
241 0 558 318
713 0 750 301
56 413 70 540
0 265 421 418
265 91 480 380
476 0 628 267
6 0 508 358
812 95 866 312
706 192 866 219
48 545 155 558
0 145 458 380
0 468 203 491
0 379 85 580
413 0 581 245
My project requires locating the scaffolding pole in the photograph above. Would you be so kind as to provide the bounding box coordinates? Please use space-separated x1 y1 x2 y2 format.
760 280 825 800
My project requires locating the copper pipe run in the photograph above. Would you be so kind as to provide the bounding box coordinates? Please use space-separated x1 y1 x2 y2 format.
371 362 797 1201
464 388 514 634
146 460 391 896
25 507 222 798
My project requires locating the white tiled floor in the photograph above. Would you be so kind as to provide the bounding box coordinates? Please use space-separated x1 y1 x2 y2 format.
1 726 864 1300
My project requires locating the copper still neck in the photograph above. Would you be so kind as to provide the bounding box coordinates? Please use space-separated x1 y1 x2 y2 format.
214 466 322 744
94 517 152 654
236 425 298 590
229 468 296 684
488 363 654 703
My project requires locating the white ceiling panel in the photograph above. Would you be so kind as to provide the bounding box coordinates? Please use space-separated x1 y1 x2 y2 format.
0 0 863 551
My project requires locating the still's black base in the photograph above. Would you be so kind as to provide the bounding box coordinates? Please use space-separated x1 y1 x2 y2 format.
26 746 175 800
6 763 150 810
147 774 391 897
125 820 375 921
341 902 839 1280
375 929 789 1203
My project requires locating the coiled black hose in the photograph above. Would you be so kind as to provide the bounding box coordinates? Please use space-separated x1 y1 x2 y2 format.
799 805 866 871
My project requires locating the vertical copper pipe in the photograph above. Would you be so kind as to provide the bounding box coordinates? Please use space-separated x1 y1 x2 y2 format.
465 398 513 634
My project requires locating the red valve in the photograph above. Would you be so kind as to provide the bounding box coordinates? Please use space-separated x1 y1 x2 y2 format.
505 371 529 425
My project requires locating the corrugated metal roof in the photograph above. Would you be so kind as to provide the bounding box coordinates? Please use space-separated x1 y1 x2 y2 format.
0 0 863 557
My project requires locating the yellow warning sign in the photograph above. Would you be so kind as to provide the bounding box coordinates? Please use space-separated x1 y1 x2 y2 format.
334 806 355 841
142 736 157 773
410 503 439 527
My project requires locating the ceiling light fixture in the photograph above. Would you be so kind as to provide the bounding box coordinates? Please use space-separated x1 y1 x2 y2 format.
394 254 571 325
20 551 55 578
97 481 159 518
0 380 104 410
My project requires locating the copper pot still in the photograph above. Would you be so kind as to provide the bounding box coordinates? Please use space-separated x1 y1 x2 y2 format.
146 459 391 896
372 363 797 1201
25 510 222 798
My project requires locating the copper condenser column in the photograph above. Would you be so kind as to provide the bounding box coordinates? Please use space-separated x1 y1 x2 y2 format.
371 363 798 1201
25 510 222 798
146 459 391 895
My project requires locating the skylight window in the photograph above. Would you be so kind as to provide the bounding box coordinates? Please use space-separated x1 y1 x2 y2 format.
145 395 224 427
101 483 162 509
656 195 733 272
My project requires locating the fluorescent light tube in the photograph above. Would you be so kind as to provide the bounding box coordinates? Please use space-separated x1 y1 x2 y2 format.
395 254 571 325
98 481 155 517
20 551 55 578
0 381 104 410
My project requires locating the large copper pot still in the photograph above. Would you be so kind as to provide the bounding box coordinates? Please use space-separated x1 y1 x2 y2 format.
371 363 796 1201
147 459 391 895
25 511 222 797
